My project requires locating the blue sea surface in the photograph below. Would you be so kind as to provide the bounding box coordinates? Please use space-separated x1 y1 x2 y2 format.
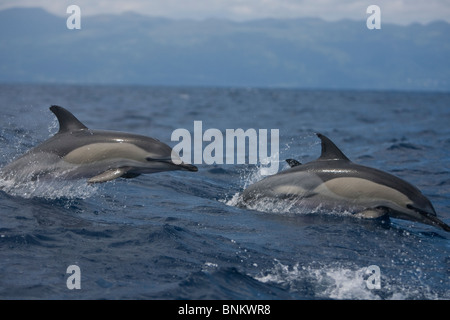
0 84 449 299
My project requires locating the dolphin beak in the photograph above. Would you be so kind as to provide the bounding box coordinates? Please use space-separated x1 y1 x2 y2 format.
146 156 198 172
406 204 450 232
179 163 198 172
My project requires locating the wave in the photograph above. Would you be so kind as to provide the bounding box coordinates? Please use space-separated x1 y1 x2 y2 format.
387 142 423 151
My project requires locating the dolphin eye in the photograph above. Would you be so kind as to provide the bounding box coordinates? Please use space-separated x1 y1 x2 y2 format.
406 204 420 213
146 157 162 162
406 204 420 212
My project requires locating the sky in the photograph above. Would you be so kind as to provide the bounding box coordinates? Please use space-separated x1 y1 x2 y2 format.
0 0 449 25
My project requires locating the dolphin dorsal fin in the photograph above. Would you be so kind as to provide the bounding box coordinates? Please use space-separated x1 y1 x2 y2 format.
316 133 350 161
286 159 302 167
50 105 88 134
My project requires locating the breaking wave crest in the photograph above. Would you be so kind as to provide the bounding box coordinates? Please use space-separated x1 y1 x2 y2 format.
254 259 441 300
255 259 381 299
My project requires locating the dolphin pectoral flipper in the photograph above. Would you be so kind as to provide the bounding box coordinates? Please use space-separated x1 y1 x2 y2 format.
355 207 389 219
88 168 131 183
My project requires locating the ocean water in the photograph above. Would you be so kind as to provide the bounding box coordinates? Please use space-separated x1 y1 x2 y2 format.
0 83 448 300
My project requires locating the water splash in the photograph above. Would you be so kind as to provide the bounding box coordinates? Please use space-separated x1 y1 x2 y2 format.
0 177 98 200
254 259 380 299
222 134 321 212
0 114 98 200
254 259 443 300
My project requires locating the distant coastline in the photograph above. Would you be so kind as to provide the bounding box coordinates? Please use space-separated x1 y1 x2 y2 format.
0 8 449 91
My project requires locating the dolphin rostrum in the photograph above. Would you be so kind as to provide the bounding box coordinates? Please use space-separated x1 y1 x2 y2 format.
0 106 197 184
241 133 449 232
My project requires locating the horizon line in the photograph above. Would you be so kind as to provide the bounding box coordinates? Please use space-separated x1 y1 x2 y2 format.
1 6 449 27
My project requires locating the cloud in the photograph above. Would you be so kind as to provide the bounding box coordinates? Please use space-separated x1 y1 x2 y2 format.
0 0 449 24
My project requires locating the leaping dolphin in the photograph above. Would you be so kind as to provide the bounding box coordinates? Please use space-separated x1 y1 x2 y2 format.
241 133 450 232
0 106 197 184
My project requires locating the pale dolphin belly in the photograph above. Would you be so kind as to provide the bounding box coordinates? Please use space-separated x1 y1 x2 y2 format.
0 151 144 182
241 170 412 215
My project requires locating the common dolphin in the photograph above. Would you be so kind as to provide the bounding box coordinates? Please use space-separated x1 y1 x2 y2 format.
241 133 450 232
0 106 197 184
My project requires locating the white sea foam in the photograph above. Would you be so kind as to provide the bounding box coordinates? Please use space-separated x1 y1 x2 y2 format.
0 176 98 200
254 259 442 300
222 160 287 208
254 259 382 300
